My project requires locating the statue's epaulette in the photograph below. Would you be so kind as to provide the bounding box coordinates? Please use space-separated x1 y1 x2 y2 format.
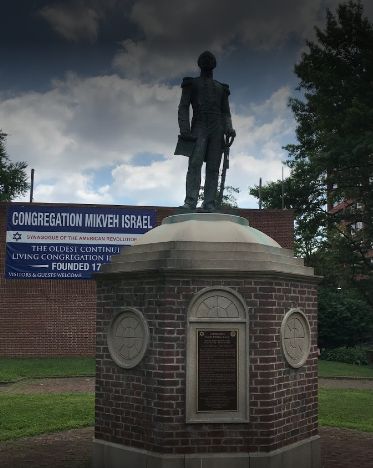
181 77 194 88
221 83 230 95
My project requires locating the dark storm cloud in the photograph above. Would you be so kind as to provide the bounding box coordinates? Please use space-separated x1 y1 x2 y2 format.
9 0 372 52
129 0 318 46
111 0 343 80
0 0 134 92
38 0 132 43
20 0 373 83
40 3 100 43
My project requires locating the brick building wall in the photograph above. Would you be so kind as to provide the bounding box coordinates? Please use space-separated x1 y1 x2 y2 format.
0 202 294 357
95 273 318 454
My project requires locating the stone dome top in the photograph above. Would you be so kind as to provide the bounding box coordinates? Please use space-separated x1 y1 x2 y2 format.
99 213 314 277
135 213 280 247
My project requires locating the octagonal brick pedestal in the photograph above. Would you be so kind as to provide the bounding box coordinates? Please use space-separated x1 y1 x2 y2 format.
93 213 320 468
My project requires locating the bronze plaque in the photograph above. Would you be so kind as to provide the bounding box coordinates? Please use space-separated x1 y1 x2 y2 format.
197 329 238 412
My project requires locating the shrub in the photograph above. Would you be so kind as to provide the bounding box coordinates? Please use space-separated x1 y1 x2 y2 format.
320 346 369 365
318 287 373 348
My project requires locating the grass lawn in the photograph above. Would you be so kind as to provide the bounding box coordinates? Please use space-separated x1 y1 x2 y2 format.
318 360 373 378
0 357 95 383
319 388 373 432
2 388 371 441
0 358 372 441
0 393 94 441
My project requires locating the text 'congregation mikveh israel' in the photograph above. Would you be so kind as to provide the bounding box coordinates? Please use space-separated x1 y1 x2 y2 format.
11 211 154 229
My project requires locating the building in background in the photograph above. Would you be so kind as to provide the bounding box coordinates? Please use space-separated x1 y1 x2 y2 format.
0 202 294 357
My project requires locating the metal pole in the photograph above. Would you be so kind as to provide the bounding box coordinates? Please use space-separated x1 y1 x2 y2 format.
259 177 262 210
281 166 284 209
30 168 35 203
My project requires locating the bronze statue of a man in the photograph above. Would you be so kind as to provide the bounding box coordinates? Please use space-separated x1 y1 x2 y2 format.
175 51 236 212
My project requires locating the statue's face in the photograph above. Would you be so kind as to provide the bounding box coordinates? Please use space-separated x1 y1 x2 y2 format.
198 51 216 71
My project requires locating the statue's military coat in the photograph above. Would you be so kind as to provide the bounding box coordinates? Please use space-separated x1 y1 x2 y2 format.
177 76 234 210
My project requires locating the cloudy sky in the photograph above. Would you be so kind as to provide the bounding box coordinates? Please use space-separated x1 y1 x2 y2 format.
2 0 373 208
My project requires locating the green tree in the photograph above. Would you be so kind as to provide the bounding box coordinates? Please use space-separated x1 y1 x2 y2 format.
250 1 373 304
287 0 373 285
318 287 373 348
249 167 326 261
0 131 29 201
218 185 240 209
198 185 240 209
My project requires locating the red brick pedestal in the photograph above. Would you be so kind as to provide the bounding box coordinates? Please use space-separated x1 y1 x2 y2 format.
93 213 320 468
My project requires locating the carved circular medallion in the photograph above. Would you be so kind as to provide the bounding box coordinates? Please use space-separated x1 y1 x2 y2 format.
281 308 311 368
107 308 149 368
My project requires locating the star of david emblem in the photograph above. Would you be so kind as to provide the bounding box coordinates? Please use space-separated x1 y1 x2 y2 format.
13 232 22 241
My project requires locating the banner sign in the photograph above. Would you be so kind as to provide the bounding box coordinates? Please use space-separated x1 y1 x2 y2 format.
5 205 156 280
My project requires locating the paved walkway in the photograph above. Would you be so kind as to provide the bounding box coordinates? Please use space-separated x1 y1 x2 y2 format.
321 426 373 468
1 376 371 394
0 377 95 394
0 427 92 468
319 377 373 390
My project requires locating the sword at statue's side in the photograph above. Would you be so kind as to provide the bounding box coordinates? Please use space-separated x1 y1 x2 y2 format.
217 134 235 208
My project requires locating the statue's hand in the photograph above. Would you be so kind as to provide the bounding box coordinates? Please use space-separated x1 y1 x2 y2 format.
226 128 236 138
225 129 236 147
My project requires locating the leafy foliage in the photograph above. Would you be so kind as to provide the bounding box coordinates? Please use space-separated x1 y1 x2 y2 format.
199 185 239 209
319 360 373 377
250 3 373 347
249 169 326 260
0 130 29 201
318 287 373 348
320 346 369 365
218 185 239 209
288 1 373 283
250 1 373 309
